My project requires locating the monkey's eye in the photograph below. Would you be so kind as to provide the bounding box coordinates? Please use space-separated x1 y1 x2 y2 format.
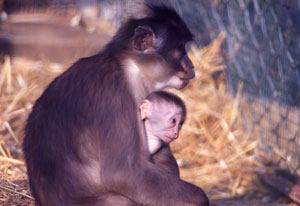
171 118 176 124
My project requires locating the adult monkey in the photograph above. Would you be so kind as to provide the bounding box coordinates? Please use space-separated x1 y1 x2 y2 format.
23 4 209 206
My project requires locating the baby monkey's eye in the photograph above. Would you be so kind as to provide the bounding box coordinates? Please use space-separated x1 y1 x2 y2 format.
171 119 176 124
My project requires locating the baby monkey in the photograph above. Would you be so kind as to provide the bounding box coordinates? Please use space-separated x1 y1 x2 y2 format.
140 91 186 154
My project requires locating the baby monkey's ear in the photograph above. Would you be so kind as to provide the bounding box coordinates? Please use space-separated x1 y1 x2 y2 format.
139 100 152 120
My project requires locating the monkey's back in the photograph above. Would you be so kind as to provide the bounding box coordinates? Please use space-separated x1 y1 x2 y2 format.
23 52 140 205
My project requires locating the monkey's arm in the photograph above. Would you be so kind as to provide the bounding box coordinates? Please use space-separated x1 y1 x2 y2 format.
125 160 208 206
151 144 180 177
102 134 208 206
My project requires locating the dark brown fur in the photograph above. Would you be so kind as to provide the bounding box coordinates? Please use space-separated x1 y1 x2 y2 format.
152 144 180 177
23 4 208 206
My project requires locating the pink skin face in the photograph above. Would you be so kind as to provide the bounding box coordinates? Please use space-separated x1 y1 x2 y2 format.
141 100 184 144
151 110 183 144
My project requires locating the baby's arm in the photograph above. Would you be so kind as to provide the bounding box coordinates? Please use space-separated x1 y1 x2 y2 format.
151 144 179 177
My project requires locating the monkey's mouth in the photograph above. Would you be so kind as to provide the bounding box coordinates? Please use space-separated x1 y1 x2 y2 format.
181 78 190 83
178 79 190 89
164 135 177 143
163 136 174 143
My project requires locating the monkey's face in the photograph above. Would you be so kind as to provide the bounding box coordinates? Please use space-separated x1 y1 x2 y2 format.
155 33 195 90
146 45 195 90
154 50 194 90
145 102 184 144
129 15 195 91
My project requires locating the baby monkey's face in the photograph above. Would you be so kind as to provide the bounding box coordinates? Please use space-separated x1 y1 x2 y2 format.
147 101 184 143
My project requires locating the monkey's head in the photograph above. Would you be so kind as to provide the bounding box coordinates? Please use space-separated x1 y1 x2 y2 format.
114 4 195 91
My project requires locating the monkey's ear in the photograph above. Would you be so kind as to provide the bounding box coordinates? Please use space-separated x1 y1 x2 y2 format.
139 100 152 120
133 26 155 52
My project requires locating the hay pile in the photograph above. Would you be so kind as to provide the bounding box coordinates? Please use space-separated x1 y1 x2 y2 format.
0 33 290 205
0 56 67 205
